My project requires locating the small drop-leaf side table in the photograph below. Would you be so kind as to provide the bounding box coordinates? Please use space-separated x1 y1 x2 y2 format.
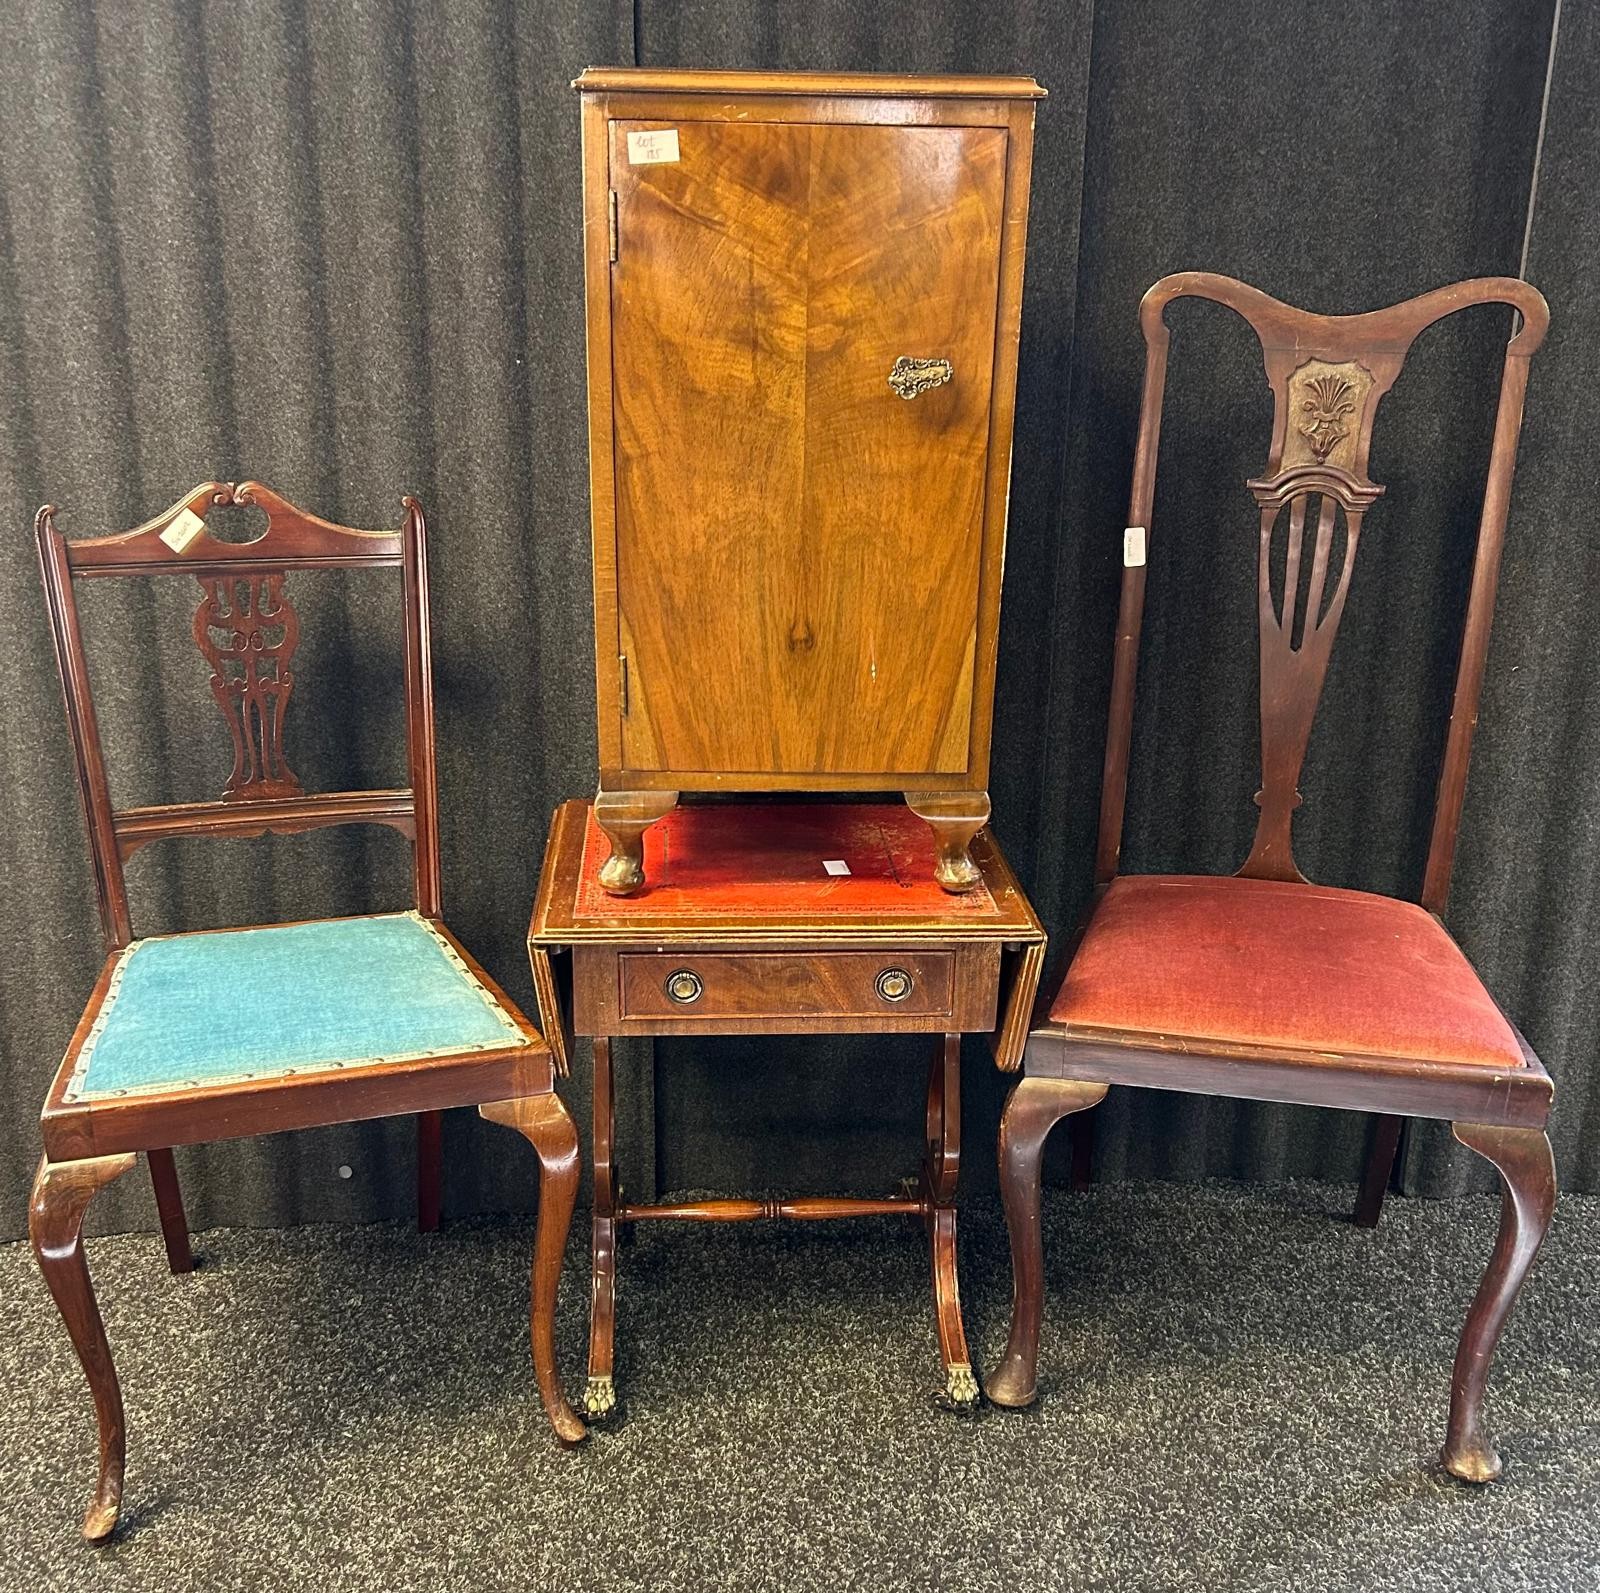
528 798 1045 1419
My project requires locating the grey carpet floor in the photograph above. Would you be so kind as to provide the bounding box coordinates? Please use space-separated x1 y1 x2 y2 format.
1 1181 1596 1593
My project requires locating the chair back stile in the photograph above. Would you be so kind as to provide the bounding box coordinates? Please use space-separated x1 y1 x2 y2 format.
34 480 438 952
399 495 443 920
1091 274 1549 911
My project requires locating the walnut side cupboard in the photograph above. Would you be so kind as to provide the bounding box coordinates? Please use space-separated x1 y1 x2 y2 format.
574 68 1044 894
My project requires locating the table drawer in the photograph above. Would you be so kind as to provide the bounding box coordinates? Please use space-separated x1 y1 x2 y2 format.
616 950 955 1023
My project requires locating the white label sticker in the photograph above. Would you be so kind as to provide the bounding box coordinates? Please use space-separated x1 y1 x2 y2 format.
1123 525 1147 567
159 506 207 554
822 859 851 877
627 128 680 165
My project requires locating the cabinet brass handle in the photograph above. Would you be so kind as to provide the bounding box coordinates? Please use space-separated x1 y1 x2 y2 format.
876 967 914 1003
664 969 703 1004
887 356 953 400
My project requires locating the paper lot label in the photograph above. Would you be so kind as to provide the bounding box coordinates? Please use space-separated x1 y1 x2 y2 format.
627 129 680 165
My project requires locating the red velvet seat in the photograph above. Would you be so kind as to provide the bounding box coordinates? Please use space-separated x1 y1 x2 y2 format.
1052 874 1524 1071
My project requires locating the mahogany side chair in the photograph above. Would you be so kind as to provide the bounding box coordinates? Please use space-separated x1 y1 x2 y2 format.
29 481 585 1543
987 275 1554 1483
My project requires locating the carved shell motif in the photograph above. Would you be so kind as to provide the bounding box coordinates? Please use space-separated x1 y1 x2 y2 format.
1297 374 1358 463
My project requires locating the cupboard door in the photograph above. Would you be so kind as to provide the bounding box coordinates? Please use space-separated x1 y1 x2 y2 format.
608 117 1007 778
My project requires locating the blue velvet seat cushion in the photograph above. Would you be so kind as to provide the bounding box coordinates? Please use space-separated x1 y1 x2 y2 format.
66 912 529 1101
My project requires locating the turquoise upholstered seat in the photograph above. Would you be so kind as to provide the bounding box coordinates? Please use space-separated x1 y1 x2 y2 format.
65 913 529 1103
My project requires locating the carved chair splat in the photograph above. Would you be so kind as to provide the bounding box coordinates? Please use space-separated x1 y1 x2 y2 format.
30 482 583 1541
994 274 1555 1483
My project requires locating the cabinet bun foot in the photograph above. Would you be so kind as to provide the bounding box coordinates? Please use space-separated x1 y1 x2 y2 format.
593 789 678 895
598 851 646 895
905 791 991 894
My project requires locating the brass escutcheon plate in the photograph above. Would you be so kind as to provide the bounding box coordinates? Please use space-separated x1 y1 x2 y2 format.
887 355 953 399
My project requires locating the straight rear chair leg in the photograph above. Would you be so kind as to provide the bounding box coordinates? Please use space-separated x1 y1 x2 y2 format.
985 1076 1107 1409
29 1152 137 1541
416 1110 443 1233
145 1148 193 1274
1442 1121 1556 1483
1353 1113 1403 1229
480 1093 586 1444
1067 1111 1095 1193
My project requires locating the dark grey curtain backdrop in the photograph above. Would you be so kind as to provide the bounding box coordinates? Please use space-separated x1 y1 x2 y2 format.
0 0 1592 1241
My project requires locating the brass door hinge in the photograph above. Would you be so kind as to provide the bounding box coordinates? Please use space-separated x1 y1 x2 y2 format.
608 191 618 263
619 652 629 716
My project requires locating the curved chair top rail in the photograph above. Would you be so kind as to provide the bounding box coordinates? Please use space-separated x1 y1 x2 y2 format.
1097 272 1550 915
42 481 408 577
1140 273 1549 360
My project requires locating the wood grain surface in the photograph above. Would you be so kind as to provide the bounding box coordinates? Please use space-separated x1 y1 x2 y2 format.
609 117 1005 777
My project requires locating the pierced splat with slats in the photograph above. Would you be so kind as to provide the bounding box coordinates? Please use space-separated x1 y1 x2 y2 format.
1243 399 1387 881
1097 273 1548 911
193 573 303 801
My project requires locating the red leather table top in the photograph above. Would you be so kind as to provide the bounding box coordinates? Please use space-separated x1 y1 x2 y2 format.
572 802 1001 920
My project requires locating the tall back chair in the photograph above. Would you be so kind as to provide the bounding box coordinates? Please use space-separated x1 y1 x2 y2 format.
38 481 446 1242
30 483 584 1544
987 276 1554 1485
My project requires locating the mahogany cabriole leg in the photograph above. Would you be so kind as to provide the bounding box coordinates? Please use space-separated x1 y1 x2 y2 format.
584 1035 620 1422
479 1093 587 1445
985 1075 1108 1409
416 1110 443 1233
905 790 990 894
1441 1121 1556 1484
923 1033 977 1410
29 1152 138 1541
1353 1113 1403 1229
593 788 677 896
145 1148 193 1274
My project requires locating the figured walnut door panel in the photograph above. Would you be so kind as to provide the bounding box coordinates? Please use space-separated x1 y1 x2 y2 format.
609 119 1006 778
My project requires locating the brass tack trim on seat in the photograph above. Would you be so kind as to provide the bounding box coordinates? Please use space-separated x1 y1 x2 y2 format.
63 911 530 1103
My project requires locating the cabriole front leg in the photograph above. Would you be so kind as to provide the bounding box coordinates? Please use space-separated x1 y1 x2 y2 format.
480 1093 587 1444
29 1151 137 1541
1442 1121 1556 1483
985 1075 1107 1409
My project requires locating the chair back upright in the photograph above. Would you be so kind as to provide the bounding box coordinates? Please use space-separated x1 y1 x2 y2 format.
1094 274 1549 913
34 481 441 951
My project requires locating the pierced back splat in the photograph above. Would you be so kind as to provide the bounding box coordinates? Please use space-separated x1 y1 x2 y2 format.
1242 378 1386 881
193 574 303 801
1095 273 1548 909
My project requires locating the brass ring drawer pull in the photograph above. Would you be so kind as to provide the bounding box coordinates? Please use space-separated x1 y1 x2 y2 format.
887 356 953 400
876 967 914 1003
664 969 703 1004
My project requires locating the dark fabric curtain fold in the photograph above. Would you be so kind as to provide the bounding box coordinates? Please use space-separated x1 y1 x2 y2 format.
0 0 1593 1239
